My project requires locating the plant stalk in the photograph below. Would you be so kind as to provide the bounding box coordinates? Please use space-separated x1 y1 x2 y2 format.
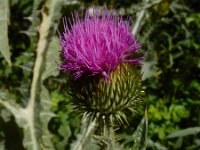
132 0 152 35
72 118 96 150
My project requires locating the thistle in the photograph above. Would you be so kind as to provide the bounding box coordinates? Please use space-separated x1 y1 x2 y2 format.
59 8 145 148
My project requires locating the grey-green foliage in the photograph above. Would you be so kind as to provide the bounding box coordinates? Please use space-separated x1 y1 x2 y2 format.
42 37 60 80
0 143 5 150
22 0 64 149
0 0 11 65
0 0 64 149
167 127 200 139
132 110 147 150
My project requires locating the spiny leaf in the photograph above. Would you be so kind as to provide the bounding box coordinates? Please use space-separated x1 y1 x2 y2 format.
0 0 11 65
39 85 55 150
132 109 147 150
42 36 60 80
0 0 66 150
166 127 200 139
0 142 5 150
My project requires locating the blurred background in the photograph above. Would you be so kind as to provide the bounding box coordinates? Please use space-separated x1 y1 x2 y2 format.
0 0 200 149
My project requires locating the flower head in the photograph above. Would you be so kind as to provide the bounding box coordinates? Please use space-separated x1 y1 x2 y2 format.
59 9 142 79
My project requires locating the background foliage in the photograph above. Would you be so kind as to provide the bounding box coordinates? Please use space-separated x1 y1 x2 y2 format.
0 0 199 150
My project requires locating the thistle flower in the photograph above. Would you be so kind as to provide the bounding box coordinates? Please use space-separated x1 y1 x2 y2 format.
59 9 142 79
59 9 145 144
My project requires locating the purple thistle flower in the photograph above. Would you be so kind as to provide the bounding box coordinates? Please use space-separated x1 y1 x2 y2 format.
59 8 143 79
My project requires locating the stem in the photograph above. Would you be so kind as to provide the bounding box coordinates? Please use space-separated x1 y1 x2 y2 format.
72 118 96 150
132 10 145 35
107 126 115 150
132 0 157 35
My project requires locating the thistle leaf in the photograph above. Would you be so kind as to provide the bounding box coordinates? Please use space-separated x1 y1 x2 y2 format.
0 0 65 150
133 110 147 150
42 36 60 80
166 127 200 139
39 85 56 150
0 0 11 65
0 142 5 150
132 109 147 150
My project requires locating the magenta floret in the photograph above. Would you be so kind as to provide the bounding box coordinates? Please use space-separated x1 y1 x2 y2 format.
59 9 142 79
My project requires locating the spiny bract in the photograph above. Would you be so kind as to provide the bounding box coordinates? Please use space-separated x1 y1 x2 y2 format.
69 64 145 127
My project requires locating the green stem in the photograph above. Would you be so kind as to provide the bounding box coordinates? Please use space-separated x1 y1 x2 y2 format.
107 126 115 150
72 118 96 150
132 0 162 35
132 9 146 35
